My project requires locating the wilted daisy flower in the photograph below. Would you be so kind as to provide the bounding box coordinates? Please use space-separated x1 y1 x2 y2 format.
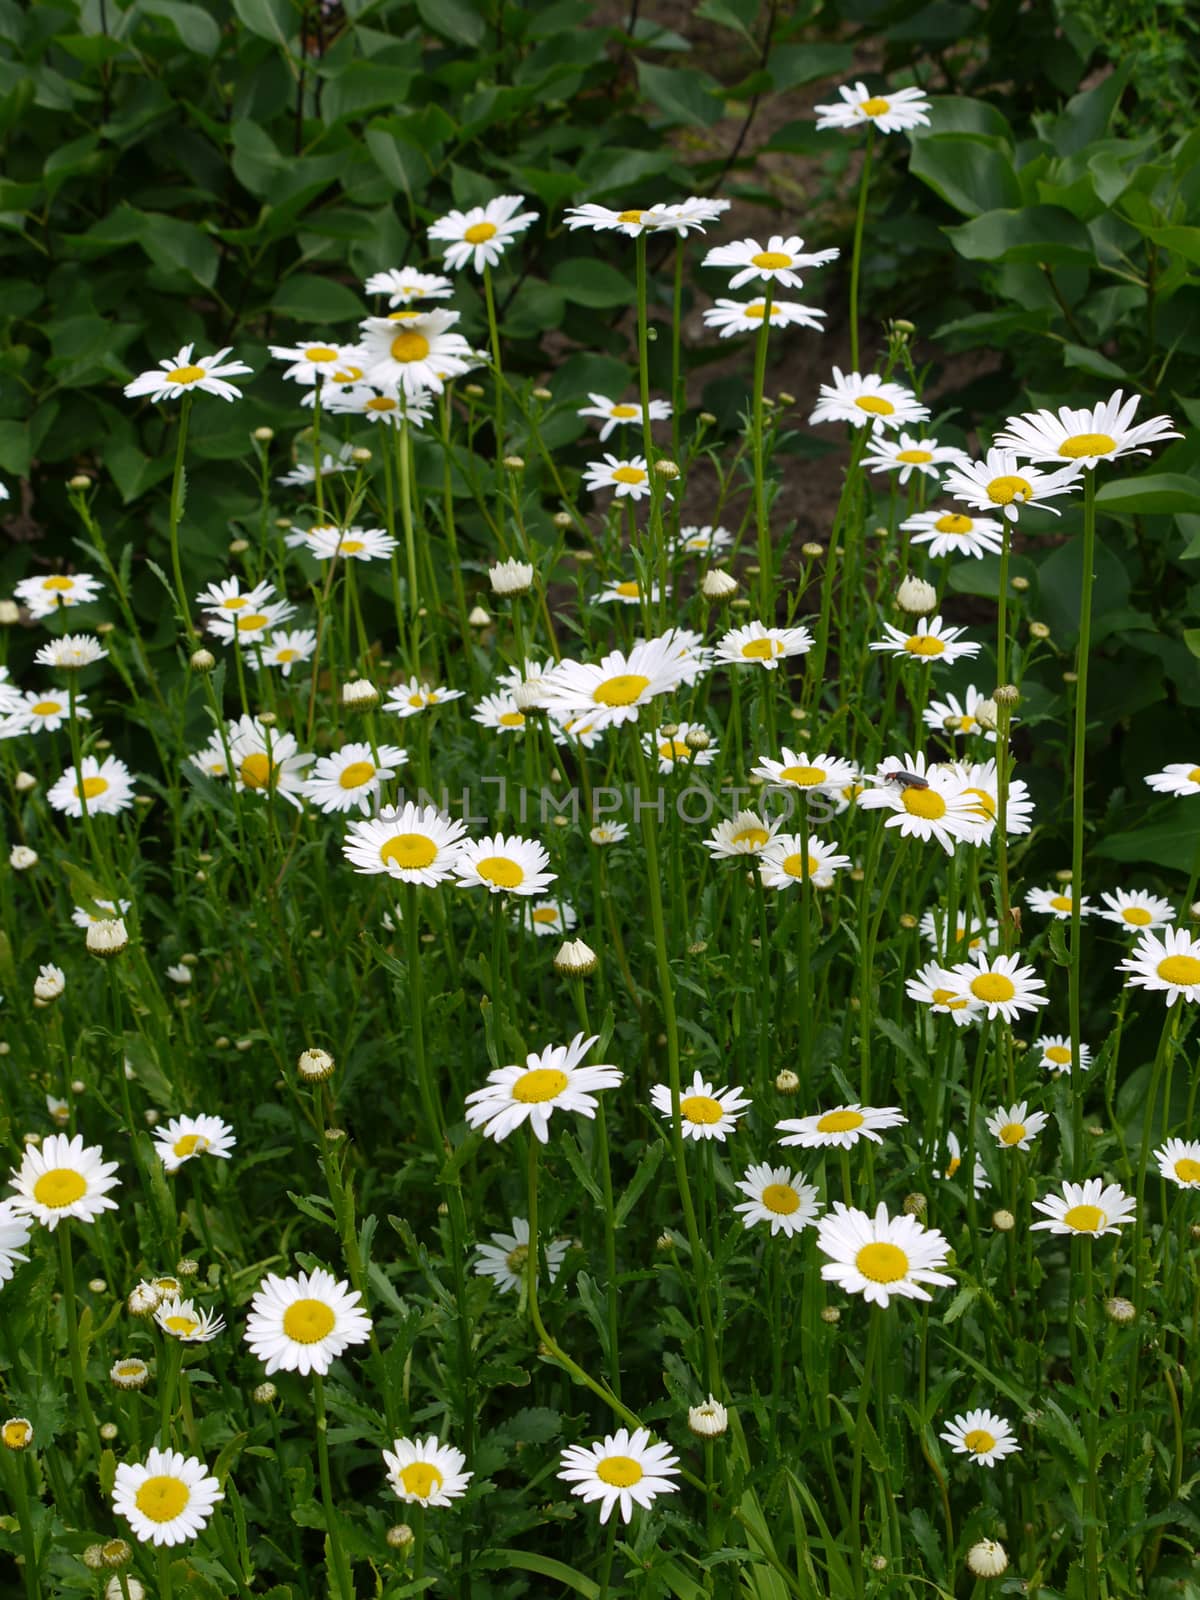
34 963 66 1002
753 748 857 795
650 1073 750 1142
942 448 1080 523
733 1164 821 1237
1026 885 1093 921
777 1104 905 1150
206 598 296 647
557 1428 679 1524
704 811 781 858
590 821 629 845
1119 927 1200 1005
646 722 716 773
818 1202 952 1307
857 755 985 854
384 677 465 718
702 297 826 337
702 235 839 291
1096 889 1175 931
227 717 313 809
245 1267 372 1376
948 758 1035 838
1031 1179 1135 1237
940 1409 1020 1468
905 962 981 1026
303 743 407 816
537 632 693 730
47 755 136 818
1034 1034 1091 1076
455 833 556 898
715 620 813 670
869 614 980 665
343 802 467 886
268 339 358 387
578 394 671 442
583 454 654 501
152 1115 236 1174
923 687 1001 742
111 1448 223 1546
517 899 577 937
428 194 537 272
358 311 474 397
124 344 252 404
814 80 931 133
1155 1138 1200 1188
1145 762 1200 797
196 577 276 617
364 267 453 304
307 525 398 562
946 953 1048 1022
0 1199 31 1287
256 629 318 676
15 571 104 619
464 1033 622 1144
473 1217 567 1293
384 1435 472 1507
35 633 107 671
154 1297 226 1343
986 1102 1049 1151
674 524 734 558
598 578 666 607
994 390 1179 469
472 693 528 733
809 368 929 431
901 506 1006 559
759 835 851 889
9 1133 120 1230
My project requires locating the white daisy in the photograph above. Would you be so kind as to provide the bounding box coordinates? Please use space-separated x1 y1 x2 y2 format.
758 835 851 890
817 1202 953 1307
473 1217 567 1293
34 633 107 671
578 394 671 442
471 692 528 733
863 432 967 485
536 632 693 731
383 1435 473 1506
704 811 781 859
590 821 629 845
1026 885 1092 921
598 579 666 607
454 833 556 897
306 525 398 562
10 689 90 735
945 953 1048 1022
994 391 1180 469
985 1102 1049 1151
227 717 313 809
358 310 474 398
814 81 932 134
868 614 980 665
205 599 297 647
714 620 813 670
651 625 714 687
701 235 840 291
809 368 929 431
901 506 1006 559
753 748 857 795
47 755 136 818
517 899 578 937
1119 927 1200 1006
733 1164 821 1237
154 1296 226 1343
1155 1138 1200 1188
856 754 985 854
942 448 1081 524
582 454 654 501
428 194 537 272
1031 1179 1135 1237
562 202 681 236
923 687 1001 742
8 1133 120 1230
323 386 433 428
276 445 356 487
673 524 734 558
343 802 467 886
702 297 826 337
124 344 252 404
1096 889 1174 932
947 758 1035 839
14 571 104 618
111 1448 223 1546
1145 762 1200 797
255 629 318 676
940 1131 990 1195
189 731 231 781
646 722 716 773
303 742 407 816
649 1072 750 1142
268 340 357 387
918 909 999 954
1034 1034 1092 1076
152 1115 236 1174
557 1428 680 1524
645 195 731 234
244 1266 372 1376
0 1199 31 1287
384 677 465 718
777 1104 905 1150
464 1033 622 1144
363 267 453 305
905 961 982 1027
940 1409 1021 1468
70 897 131 928
195 577 277 616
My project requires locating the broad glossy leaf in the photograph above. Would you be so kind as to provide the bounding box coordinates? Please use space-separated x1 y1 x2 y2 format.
908 133 1021 217
635 60 725 128
1095 473 1200 517
944 205 1093 265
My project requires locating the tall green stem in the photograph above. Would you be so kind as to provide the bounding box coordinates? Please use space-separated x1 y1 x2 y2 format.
58 1225 101 1459
483 264 505 465
848 125 876 373
1068 469 1096 1179
168 394 195 642
313 1373 354 1600
752 285 773 614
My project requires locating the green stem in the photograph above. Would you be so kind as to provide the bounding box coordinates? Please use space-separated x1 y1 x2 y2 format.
168 394 195 642
4 1449 39 1600
313 1373 354 1600
848 125 876 373
1068 469 1096 1179
752 284 773 614
57 1224 101 1459
483 264 505 463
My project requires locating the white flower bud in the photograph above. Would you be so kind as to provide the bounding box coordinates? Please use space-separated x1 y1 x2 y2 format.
896 575 937 615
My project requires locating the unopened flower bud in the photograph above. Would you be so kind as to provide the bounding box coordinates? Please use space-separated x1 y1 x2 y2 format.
820 1305 840 1324
992 1209 1015 1232
903 1193 927 1217
10 845 37 870
465 383 485 399
1010 574 1030 592
974 698 999 732
654 459 679 479
656 1231 675 1253
490 559 533 597
127 1284 159 1317
1029 620 1050 639
701 569 737 602
252 426 274 443
554 939 597 976
993 684 1020 707
801 541 824 559
896 575 937 614
552 511 573 529
190 648 216 673
229 538 249 555
899 912 917 930
298 1047 335 1082
966 1540 1007 1579
101 1539 132 1570
0 600 19 625
87 919 128 958
774 1069 799 1095
502 455 525 472
684 727 710 752
68 473 93 491
1105 1296 1136 1324
532 386 552 402
100 1422 118 1442
387 1523 415 1550
468 605 491 627
687 1397 728 1438
14 771 36 793
342 679 379 709
253 1382 278 1404
350 446 372 464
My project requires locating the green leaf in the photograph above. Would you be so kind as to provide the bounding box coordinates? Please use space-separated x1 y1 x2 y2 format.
1062 342 1127 380
1145 226 1200 267
924 94 1014 142
414 0 484 45
481 1551 600 1598
1095 472 1200 517
764 42 853 90
635 60 724 128
908 134 1022 217
1094 814 1200 870
944 205 1094 265
230 0 293 47
549 258 633 308
613 1142 664 1228
271 275 365 323
139 0 222 55
0 418 31 476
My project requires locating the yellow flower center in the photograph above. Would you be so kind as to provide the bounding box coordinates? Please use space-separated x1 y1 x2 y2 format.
946 1155 961 1176
970 973 1015 1003
741 637 782 659
680 1094 724 1125
1049 894 1073 913
1062 1204 1104 1233
505 1243 529 1273
76 775 109 800
902 787 946 819
43 575 75 591
32 1168 87 1208
660 740 692 760
612 466 646 485
934 513 973 534
475 856 524 889
380 833 436 869
173 1134 207 1158
855 1242 909 1283
1174 1158 1200 1183
610 404 639 418
986 474 1032 506
31 700 61 715
339 540 364 554
751 251 792 270
593 672 650 707
305 346 338 363
464 221 498 244
743 303 768 319
166 364 205 385
399 1461 445 1496
964 787 995 819
281 1298 336 1344
338 761 376 790
999 1123 1025 1146
367 397 398 411
513 1067 569 1103
221 596 248 609
531 906 559 924
2 1420 31 1448
390 332 431 363
964 1429 996 1454
860 96 890 115
816 1109 864 1133
596 1455 643 1487
779 764 825 786
617 209 644 224
615 581 641 598
1189 767 1200 784
1045 1045 1071 1064
957 716 975 731
135 1476 190 1522
761 1183 800 1215
1159 955 1200 986
781 852 820 880
388 310 421 321
855 395 895 416
239 752 274 790
163 1315 200 1335
732 826 768 847
498 710 526 728
896 448 933 463
1120 907 1152 925
275 649 298 663
332 365 363 382
931 987 968 1009
236 612 269 632
903 634 946 657
1058 432 1116 459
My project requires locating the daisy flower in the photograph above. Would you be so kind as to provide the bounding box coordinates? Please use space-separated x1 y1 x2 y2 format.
1119 926 1200 1005
343 802 467 886
9 689 91 735
323 386 433 428
363 267 453 304
35 633 107 670
1034 1034 1091 1076
205 599 297 647
857 754 985 854
946 952 1048 1022
582 454 654 501
994 390 1180 469
124 344 252 404
940 1409 1021 1468
777 1104 905 1150
1155 1138 1200 1188
942 448 1081 523
111 1448 223 1546
562 202 680 236
647 195 731 234
649 1072 750 1142
1026 885 1093 921
1096 889 1174 932
9 1132 120 1230
268 340 358 387
0 666 20 715
454 833 556 897
473 1217 567 1293
733 1164 821 1237
590 821 629 845
152 1115 236 1174
714 620 813 669
303 742 407 816
384 677 465 718
244 1266 372 1376
918 909 999 954
14 571 104 618
154 1297 226 1343
753 748 857 795
0 1200 31 1287
817 1201 953 1307
814 81 932 134
702 235 839 291
464 1033 622 1144
227 717 313 809
905 962 981 1026
704 811 781 858
986 1101 1049 1151
536 632 693 730
306 525 398 562
939 1131 990 1196
428 194 537 272
901 506 1006 559
70 896 131 928
358 310 474 397
646 722 716 773
673 524 734 558
947 758 1035 838
471 692 527 733
653 625 714 686
551 712 609 752
809 368 929 431
869 614 980 665
863 433 967 485
384 1436 473 1506
189 732 231 780
923 687 1001 742
517 899 578 937
557 1428 680 1524
1145 762 1200 797
255 628 318 676
578 394 671 442
276 445 356 487
598 579 666 607
702 298 826 337
758 835 851 889
1031 1178 1135 1237
195 577 276 616
47 755 136 818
